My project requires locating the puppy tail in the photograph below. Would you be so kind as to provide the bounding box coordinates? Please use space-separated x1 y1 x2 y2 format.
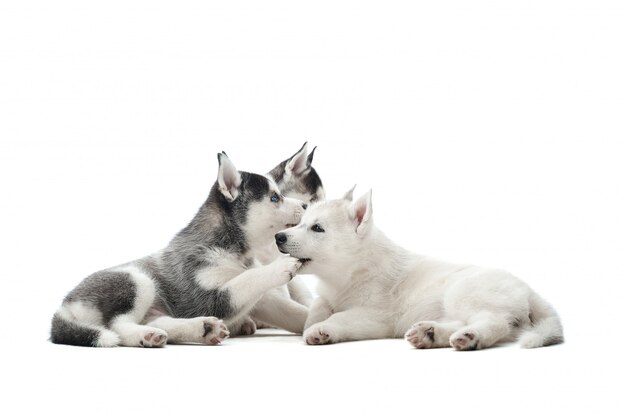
518 293 564 349
50 312 119 347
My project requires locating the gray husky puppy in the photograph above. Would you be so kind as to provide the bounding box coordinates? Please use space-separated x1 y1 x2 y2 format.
242 142 325 333
51 152 306 347
262 142 325 305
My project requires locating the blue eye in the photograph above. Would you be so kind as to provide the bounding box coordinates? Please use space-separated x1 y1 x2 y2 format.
311 224 325 233
270 193 280 202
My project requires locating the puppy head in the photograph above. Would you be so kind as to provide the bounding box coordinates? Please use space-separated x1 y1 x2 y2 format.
213 152 307 245
268 142 325 205
274 187 373 268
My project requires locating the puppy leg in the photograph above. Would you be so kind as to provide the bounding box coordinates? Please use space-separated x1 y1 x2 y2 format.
146 316 229 345
108 265 168 347
251 289 309 334
304 309 392 345
222 256 302 313
252 285 291 329
449 311 512 350
405 320 465 349
304 297 333 330
110 317 168 347
287 276 313 307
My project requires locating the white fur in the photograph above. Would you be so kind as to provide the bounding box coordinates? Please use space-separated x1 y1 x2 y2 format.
146 316 229 345
286 143 309 175
243 179 305 251
58 301 104 326
279 191 563 350
217 153 242 201
251 287 309 333
195 249 249 289
95 329 121 347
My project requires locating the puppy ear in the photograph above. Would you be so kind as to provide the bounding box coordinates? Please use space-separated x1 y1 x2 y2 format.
350 189 373 236
217 152 242 202
306 145 317 167
342 184 357 201
286 142 309 175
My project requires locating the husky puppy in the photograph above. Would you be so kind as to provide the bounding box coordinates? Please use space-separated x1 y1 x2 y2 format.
244 142 325 333
275 189 564 350
267 142 325 208
51 153 305 347
264 142 324 306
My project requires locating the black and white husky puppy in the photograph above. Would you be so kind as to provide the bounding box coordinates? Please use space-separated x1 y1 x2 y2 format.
51 152 306 347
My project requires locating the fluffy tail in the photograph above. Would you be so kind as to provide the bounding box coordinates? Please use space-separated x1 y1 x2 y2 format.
50 312 119 347
518 293 564 348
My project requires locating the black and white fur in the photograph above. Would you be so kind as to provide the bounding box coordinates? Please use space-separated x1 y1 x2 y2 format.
276 189 564 350
51 153 306 347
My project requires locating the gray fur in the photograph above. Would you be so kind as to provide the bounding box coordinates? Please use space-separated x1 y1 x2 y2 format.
50 313 101 347
63 270 136 325
50 156 280 346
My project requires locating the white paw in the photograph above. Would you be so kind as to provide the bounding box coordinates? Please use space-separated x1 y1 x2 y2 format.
196 317 230 345
139 328 168 348
304 324 332 345
450 329 479 351
238 317 257 336
268 256 302 285
405 321 437 349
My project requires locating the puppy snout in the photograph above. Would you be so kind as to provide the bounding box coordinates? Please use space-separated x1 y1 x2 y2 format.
302 203 308 210
275 232 287 246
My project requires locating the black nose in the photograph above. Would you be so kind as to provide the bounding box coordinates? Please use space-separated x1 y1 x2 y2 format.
275 233 287 245
302 203 308 210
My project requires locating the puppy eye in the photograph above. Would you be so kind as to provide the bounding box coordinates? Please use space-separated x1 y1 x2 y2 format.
270 193 280 203
311 224 325 233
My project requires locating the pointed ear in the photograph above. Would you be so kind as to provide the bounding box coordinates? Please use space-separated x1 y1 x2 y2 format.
342 184 357 201
349 189 373 236
306 145 317 167
217 152 242 202
286 142 309 175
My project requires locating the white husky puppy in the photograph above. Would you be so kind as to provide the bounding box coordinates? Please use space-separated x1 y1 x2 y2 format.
275 189 563 350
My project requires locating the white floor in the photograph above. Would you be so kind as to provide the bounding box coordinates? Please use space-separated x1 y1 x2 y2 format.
3 326 619 418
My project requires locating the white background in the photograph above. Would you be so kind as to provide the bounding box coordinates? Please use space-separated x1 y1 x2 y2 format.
1 1 625 417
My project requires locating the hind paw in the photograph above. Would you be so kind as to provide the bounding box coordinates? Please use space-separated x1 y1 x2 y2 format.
139 328 168 348
405 321 437 349
450 330 479 351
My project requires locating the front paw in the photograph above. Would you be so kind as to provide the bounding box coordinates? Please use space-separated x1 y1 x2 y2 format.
405 321 436 349
268 256 302 285
304 324 332 345
197 317 230 345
